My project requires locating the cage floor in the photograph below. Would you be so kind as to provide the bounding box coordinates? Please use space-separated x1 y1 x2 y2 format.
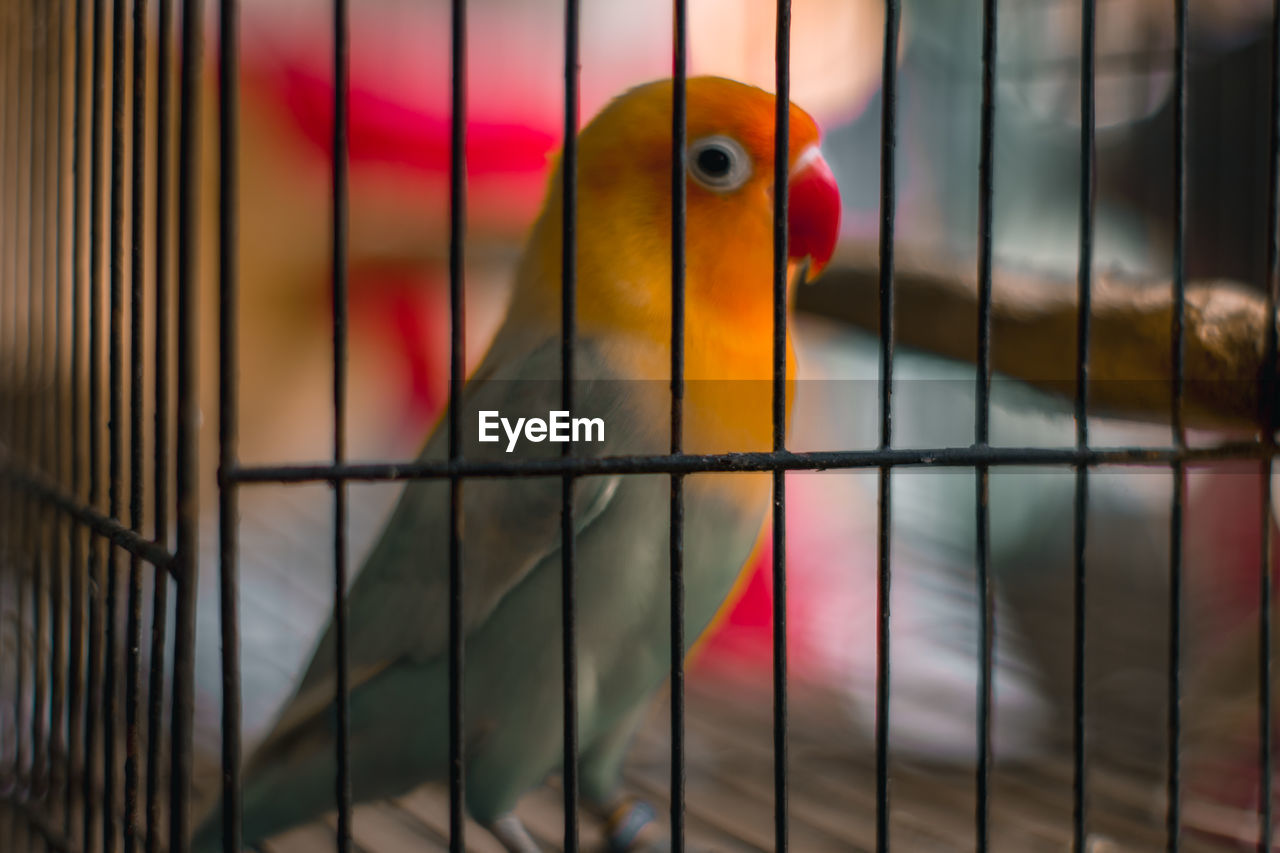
237 669 1256 853
0 665 1263 852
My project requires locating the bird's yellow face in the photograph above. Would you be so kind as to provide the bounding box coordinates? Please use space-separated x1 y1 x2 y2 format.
520 76 842 357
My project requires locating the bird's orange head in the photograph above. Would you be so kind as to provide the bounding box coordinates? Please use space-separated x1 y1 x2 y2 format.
517 76 841 362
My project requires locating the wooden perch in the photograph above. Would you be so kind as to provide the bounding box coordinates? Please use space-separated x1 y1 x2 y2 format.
798 241 1277 433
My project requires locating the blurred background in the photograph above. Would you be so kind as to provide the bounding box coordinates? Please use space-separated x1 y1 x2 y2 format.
4 0 1280 850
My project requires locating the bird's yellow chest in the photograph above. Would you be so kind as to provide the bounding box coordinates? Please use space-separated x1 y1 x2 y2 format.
604 306 796 456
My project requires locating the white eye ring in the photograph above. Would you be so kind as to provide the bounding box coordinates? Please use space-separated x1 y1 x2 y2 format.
688 135 752 192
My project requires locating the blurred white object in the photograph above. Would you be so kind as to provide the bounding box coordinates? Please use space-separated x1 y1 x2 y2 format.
788 316 1188 768
970 0 1274 130
690 0 887 123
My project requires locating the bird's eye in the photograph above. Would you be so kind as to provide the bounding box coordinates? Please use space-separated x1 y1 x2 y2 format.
688 135 751 192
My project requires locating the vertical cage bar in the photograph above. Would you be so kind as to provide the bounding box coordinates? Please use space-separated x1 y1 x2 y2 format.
669 1 687 850
975 1 997 848
13 0 29 825
874 3 900 851
15 4 31 828
106 0 131 840
1170 0 1188 476
66 0 88 837
3 0 21 820
772 3 791 851
1169 0 1188 850
0 0 8 224
83 0 108 842
170 0 204 846
1070 458 1089 853
48 0 69 831
13 0 38 834
145 0 174 846
0 0 13 814
10 2 32 836
123 0 150 846
8 1 25 817
1073 1 1097 850
330 0 352 849
446 0 467 849
39 0 61 807
28 0 51 810
1261 472 1275 853
218 0 243 848
1 11 17 809
0 0 9 454
1260 2 1280 850
0 0 12 814
0 14 12 744
29 0 51 809
1 0 16 819
561 1 581 850
1165 406 1184 845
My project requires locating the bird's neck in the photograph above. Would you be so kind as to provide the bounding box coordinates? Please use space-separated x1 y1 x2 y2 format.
572 292 797 456
510 213 799 453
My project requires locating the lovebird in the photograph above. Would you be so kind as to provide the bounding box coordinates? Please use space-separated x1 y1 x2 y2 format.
192 75 840 853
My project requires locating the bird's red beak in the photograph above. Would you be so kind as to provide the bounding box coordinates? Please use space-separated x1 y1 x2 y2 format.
787 146 841 279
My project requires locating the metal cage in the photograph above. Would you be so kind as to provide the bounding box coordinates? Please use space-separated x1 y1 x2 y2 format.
0 1 1276 852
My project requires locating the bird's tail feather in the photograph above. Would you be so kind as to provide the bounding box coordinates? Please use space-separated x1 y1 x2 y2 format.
191 707 347 853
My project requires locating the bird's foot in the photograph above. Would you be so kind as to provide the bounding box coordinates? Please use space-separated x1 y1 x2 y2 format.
601 797 668 853
489 812 542 853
